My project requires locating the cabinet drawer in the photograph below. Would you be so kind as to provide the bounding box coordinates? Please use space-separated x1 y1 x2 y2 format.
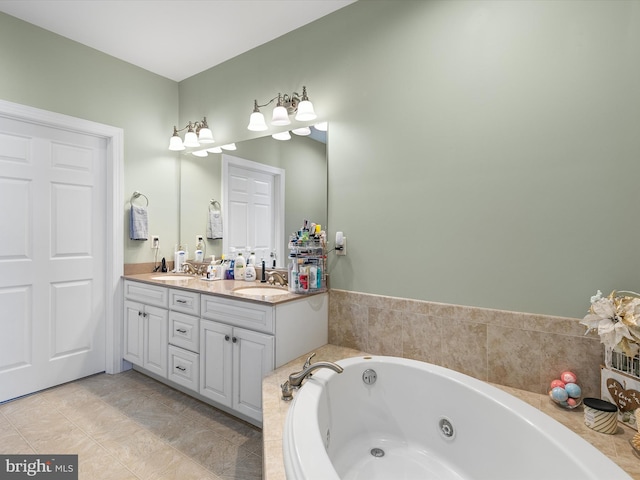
201 294 274 334
124 280 168 308
169 311 199 353
168 345 199 391
170 289 200 315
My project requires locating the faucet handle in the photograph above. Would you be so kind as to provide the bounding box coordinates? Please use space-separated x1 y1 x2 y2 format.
303 352 316 369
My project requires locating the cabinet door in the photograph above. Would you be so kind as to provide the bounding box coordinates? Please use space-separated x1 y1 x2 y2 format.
233 327 274 422
200 319 233 407
123 300 144 366
143 305 168 378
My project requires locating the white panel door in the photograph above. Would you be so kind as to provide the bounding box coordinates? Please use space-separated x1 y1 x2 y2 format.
200 319 233 407
0 116 107 402
222 155 285 264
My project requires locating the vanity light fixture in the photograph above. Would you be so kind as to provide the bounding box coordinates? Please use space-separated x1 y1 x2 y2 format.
168 117 214 151
247 86 317 131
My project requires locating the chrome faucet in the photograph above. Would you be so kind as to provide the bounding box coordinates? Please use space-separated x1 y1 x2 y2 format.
182 262 204 275
281 353 343 400
266 271 288 287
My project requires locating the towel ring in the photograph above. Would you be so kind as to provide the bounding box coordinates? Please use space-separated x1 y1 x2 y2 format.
209 199 221 211
131 191 149 207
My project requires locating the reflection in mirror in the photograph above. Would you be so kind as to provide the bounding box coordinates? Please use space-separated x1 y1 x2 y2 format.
180 131 327 268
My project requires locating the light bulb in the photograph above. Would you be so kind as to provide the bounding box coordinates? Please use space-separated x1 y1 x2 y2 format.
272 131 291 141
247 111 268 131
168 135 185 151
271 105 290 126
183 131 200 148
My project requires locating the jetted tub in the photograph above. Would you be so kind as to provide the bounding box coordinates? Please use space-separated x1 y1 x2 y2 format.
283 356 630 480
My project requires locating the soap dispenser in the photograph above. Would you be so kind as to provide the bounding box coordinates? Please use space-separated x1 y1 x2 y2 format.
244 260 256 282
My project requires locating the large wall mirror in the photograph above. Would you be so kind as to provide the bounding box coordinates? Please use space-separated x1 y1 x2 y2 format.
179 130 327 268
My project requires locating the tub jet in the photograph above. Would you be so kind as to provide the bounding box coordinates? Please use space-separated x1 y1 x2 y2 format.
370 447 385 457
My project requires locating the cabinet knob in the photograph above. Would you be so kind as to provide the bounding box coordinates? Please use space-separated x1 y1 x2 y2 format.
225 335 230 341
138 311 142 316
232 337 238 343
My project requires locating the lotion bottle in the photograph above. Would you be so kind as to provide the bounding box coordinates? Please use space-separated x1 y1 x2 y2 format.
234 252 246 280
244 261 256 281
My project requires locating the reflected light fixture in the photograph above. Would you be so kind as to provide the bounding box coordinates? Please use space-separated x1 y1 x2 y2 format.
247 86 317 131
168 117 214 151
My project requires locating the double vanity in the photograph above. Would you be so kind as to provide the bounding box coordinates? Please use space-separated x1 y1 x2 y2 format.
122 273 328 426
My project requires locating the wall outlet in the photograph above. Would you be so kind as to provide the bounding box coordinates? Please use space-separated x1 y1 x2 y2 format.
336 237 347 256
151 235 160 249
196 234 203 244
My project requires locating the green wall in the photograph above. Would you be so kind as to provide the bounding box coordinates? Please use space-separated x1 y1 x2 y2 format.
0 11 180 265
179 0 640 318
3 1 639 318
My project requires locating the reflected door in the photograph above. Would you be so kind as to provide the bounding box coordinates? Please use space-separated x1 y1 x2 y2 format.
0 116 107 402
222 155 285 263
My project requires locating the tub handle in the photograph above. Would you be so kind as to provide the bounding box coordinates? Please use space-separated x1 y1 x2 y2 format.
303 352 316 369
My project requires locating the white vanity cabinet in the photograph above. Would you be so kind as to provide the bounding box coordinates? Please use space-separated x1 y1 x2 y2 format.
123 277 328 427
167 290 200 391
123 281 169 378
199 292 327 424
200 319 274 422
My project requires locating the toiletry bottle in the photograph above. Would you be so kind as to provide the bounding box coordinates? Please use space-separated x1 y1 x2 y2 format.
244 261 256 282
226 248 235 279
299 263 309 292
195 238 204 263
234 252 246 280
289 259 299 293
261 258 267 283
207 255 215 279
309 264 317 290
248 251 256 266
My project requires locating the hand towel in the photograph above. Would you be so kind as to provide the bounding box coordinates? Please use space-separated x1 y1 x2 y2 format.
130 205 148 240
207 209 223 240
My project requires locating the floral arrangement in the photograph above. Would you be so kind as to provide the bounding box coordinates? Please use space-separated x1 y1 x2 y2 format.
581 290 640 357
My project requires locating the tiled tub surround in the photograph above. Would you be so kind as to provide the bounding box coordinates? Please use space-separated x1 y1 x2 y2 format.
262 345 640 480
329 289 603 398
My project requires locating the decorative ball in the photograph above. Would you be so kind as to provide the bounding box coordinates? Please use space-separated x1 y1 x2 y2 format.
551 387 569 403
564 383 582 399
560 371 577 384
567 398 578 407
550 379 566 390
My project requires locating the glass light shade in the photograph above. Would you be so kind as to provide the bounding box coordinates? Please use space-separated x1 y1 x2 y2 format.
183 131 200 148
168 135 185 151
272 131 291 141
192 149 208 157
207 146 223 153
198 128 214 144
292 127 311 136
314 121 328 131
221 143 237 150
295 100 316 121
247 111 268 131
271 105 291 126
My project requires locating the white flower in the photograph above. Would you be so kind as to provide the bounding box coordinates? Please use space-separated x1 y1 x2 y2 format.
581 291 640 357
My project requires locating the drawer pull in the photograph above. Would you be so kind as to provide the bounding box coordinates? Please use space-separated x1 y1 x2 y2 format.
225 335 230 341
175 365 186 371
176 328 187 334
176 299 188 304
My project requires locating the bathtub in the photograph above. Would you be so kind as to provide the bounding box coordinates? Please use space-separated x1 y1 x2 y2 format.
283 356 630 480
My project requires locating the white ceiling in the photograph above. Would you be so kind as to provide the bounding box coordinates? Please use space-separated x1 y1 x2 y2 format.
0 0 356 82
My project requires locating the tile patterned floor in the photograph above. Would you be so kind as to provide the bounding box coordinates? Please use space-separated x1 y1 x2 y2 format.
0 370 262 479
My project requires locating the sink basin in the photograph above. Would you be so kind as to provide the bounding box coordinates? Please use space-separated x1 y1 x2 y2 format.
233 286 290 297
151 275 193 281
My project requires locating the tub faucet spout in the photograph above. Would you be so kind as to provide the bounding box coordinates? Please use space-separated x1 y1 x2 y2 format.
288 360 344 388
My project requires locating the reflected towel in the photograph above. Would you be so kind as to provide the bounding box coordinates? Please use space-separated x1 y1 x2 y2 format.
130 205 148 240
207 209 223 240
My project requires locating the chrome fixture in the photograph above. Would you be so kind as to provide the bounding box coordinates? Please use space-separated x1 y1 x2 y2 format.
168 117 214 151
247 86 317 132
266 271 288 287
281 353 344 400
